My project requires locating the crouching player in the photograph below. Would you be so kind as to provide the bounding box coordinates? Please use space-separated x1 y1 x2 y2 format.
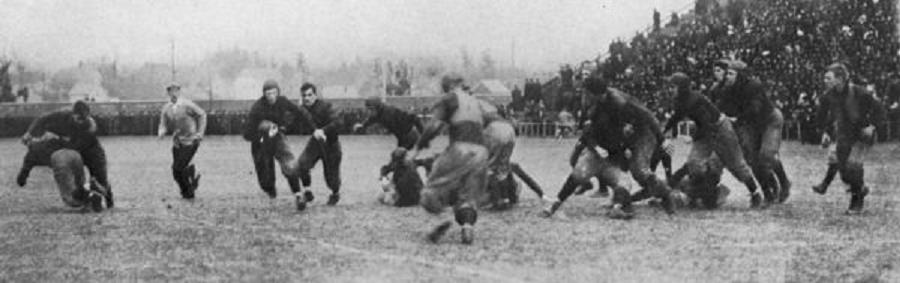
20 135 108 212
480 103 545 210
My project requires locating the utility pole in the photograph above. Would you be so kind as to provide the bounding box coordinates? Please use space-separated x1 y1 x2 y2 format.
170 39 176 82
511 39 516 70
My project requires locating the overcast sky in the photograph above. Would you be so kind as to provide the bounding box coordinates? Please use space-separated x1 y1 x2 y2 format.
0 0 693 71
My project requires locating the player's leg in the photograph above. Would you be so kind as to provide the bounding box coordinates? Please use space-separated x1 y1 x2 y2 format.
172 142 200 199
813 144 839 194
322 141 343 205
80 144 113 208
251 142 277 198
843 140 870 215
629 131 676 214
712 120 762 207
50 149 92 209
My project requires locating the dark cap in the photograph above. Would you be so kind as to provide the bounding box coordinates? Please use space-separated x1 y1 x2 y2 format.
440 73 466 93
262 79 280 93
713 59 730 70
73 100 90 116
166 84 181 92
665 72 691 88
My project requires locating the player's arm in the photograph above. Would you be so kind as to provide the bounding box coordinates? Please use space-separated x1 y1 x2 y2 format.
283 97 314 131
24 111 68 142
157 105 168 137
734 83 766 122
816 93 833 143
414 96 455 151
188 101 208 139
380 163 394 179
864 90 887 132
511 162 543 198
319 103 341 137
411 112 425 132
243 103 264 141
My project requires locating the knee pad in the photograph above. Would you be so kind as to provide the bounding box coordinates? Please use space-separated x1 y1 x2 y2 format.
454 206 478 226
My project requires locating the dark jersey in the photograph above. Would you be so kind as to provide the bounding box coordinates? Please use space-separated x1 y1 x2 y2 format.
583 88 663 151
243 96 312 142
664 88 722 139
301 100 342 143
717 75 774 126
363 104 423 136
817 83 886 138
27 110 98 151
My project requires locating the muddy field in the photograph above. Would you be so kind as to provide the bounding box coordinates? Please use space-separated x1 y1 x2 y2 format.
1 135 899 282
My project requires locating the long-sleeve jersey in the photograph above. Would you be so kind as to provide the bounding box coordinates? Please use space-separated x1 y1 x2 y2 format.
300 100 342 144
664 87 722 139
27 110 98 151
362 104 423 136
817 83 886 138
581 88 663 151
717 75 775 127
243 96 312 142
159 98 207 146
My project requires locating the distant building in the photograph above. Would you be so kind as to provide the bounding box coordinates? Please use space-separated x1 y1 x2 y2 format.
472 79 511 96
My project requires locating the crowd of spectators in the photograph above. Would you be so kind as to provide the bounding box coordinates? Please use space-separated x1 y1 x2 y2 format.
592 0 899 141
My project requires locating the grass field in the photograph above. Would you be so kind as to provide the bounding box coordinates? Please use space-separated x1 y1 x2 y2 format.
1 135 899 282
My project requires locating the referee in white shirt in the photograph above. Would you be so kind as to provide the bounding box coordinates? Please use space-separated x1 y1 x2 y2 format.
158 84 207 199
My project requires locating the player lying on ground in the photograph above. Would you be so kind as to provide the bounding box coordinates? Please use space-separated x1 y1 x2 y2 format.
569 130 672 198
636 153 730 210
377 148 434 207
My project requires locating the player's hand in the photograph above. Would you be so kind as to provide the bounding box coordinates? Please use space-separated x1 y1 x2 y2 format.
861 126 875 141
21 133 32 145
43 132 60 141
821 133 832 148
313 129 326 141
268 124 279 138
379 177 391 190
193 133 204 141
592 146 609 158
